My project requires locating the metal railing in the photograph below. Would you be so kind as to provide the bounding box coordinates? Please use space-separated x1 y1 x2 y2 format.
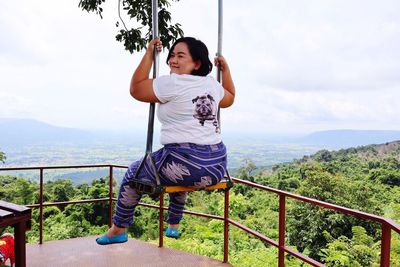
1 164 399 266
230 178 400 267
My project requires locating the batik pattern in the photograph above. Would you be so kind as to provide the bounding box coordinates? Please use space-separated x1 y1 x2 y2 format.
113 142 227 228
161 162 190 183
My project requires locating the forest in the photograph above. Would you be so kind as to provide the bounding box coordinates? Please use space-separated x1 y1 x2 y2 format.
1 141 400 266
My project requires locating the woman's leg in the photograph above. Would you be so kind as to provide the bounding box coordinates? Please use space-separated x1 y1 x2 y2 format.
97 148 170 243
167 192 188 227
112 161 143 230
96 162 143 244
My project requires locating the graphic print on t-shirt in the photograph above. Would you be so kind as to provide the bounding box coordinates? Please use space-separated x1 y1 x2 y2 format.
192 92 220 132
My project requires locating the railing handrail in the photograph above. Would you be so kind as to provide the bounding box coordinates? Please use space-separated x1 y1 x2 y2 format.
232 177 400 235
0 164 128 171
1 164 398 266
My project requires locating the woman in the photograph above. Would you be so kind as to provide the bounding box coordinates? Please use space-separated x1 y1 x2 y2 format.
96 37 235 245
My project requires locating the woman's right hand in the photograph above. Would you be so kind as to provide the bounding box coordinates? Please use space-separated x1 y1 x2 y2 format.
146 39 163 54
130 38 162 103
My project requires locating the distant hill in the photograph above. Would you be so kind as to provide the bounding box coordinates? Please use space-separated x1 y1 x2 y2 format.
0 118 145 148
2 118 400 150
298 129 400 148
303 140 400 161
0 119 94 146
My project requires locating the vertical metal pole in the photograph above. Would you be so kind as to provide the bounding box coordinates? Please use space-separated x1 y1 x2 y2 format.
223 189 229 263
145 0 160 155
216 0 223 129
39 168 44 244
217 0 223 70
278 195 286 267
217 0 223 82
152 0 159 78
380 223 391 267
108 166 114 228
150 0 164 246
159 192 164 247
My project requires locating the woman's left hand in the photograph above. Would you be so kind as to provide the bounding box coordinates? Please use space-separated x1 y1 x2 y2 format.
214 56 229 72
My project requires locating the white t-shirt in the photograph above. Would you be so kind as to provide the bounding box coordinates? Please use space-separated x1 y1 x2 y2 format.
153 73 224 145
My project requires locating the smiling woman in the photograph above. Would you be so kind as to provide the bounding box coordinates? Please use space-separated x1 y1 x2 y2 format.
96 32 236 244
130 37 235 108
166 38 212 76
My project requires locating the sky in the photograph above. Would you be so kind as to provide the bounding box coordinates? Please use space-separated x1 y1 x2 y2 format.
1 0 400 135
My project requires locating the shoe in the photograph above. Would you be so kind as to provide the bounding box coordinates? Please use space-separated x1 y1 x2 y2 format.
96 232 128 245
165 228 179 239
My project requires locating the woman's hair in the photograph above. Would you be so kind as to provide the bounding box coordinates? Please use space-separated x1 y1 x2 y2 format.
166 37 213 76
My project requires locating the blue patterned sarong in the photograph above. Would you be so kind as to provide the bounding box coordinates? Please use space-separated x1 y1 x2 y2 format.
113 142 227 228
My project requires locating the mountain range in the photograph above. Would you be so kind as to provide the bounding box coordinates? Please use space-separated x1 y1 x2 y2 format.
0 118 145 148
298 129 400 147
1 118 400 149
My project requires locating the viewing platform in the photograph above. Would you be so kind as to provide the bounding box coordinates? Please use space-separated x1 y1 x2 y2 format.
27 236 231 267
1 164 399 266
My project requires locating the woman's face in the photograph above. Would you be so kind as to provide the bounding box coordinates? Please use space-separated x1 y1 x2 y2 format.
168 42 200 75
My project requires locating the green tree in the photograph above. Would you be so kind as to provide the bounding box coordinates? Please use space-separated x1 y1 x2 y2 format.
79 0 184 53
369 168 400 186
319 227 378 266
286 164 384 260
238 159 257 180
45 179 76 203
86 177 111 225
0 150 5 163
1 177 36 205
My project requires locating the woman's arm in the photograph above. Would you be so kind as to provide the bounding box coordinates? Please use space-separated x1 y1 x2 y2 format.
130 39 162 102
215 56 235 108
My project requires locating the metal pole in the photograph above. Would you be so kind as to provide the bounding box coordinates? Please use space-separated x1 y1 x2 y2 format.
108 166 113 228
159 192 164 247
223 188 230 263
152 0 159 78
39 168 44 244
278 195 286 267
150 0 165 246
145 0 159 154
216 0 223 130
217 0 223 82
380 223 391 267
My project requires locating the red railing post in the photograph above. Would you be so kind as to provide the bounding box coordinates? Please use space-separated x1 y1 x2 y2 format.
278 194 286 267
380 222 391 267
223 188 230 263
159 192 164 247
39 168 44 244
108 166 113 228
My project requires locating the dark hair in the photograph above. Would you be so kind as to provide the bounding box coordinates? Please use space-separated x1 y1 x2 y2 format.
166 37 213 76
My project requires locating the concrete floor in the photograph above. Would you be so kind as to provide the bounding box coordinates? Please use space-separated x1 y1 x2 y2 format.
26 236 232 267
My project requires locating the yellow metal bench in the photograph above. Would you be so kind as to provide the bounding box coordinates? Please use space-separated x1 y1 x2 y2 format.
163 178 233 193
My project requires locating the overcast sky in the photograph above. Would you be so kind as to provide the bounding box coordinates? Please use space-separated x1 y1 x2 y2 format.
1 0 400 135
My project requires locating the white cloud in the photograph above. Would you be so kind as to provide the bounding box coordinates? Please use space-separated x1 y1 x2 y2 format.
223 0 400 93
0 0 400 133
0 92 37 117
